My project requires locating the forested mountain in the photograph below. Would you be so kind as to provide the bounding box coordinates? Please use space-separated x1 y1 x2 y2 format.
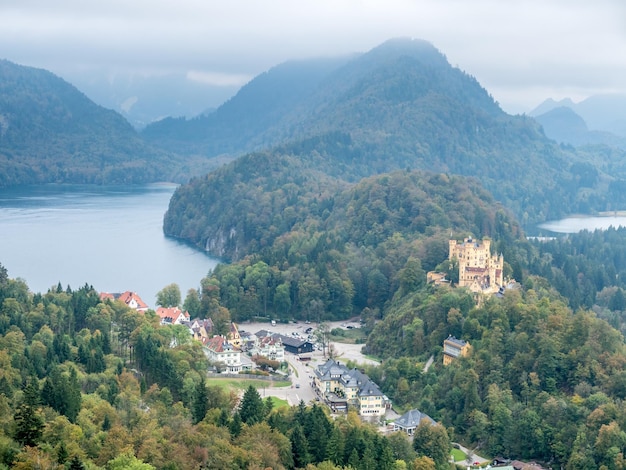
0 60 213 187
158 38 626 230
531 94 626 138
167 160 521 322
142 56 352 155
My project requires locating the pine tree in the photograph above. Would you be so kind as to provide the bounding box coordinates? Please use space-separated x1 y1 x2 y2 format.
56 442 68 464
306 405 329 462
229 412 242 437
239 385 265 425
326 425 345 465
13 379 43 447
290 423 311 468
68 455 86 470
348 448 360 469
192 379 209 424
66 366 82 423
218 408 230 427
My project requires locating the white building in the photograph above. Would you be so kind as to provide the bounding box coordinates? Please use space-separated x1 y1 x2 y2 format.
204 335 242 373
252 334 285 362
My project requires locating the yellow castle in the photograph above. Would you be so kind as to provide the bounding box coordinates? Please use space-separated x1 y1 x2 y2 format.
449 237 503 294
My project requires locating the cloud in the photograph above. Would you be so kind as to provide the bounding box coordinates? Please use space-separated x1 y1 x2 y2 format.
1 0 625 112
186 70 252 87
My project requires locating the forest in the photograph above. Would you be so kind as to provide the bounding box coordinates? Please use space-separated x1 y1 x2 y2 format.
0 264 453 470
169 166 626 469
5 169 626 469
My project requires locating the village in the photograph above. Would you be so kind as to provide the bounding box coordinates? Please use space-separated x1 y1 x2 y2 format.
99 237 537 469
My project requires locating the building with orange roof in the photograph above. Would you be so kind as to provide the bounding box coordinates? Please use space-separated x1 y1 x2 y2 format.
155 306 190 325
99 291 149 312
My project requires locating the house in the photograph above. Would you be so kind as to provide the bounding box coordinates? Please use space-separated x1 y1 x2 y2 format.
255 330 313 355
277 335 314 355
449 236 504 294
443 335 471 365
228 322 242 347
314 359 389 416
392 409 435 435
204 335 242 373
99 291 149 312
253 335 285 362
181 318 213 342
155 306 190 325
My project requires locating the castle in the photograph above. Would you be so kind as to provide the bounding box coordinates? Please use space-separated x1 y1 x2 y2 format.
449 237 503 294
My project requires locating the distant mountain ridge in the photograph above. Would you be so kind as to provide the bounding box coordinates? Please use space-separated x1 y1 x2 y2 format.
531 94 626 138
0 60 214 186
533 106 626 149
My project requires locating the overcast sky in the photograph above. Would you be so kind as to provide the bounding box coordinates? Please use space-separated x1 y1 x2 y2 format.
1 0 625 114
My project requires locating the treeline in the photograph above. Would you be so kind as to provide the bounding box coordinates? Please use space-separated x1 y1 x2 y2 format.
176 167 521 322
361 281 626 469
0 263 450 469
527 227 626 312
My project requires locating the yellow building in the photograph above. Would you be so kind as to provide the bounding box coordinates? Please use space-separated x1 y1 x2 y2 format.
443 335 471 365
449 237 503 294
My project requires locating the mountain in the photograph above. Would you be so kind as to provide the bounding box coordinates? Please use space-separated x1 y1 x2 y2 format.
142 56 352 156
534 106 626 149
160 38 626 242
531 94 626 138
0 60 210 187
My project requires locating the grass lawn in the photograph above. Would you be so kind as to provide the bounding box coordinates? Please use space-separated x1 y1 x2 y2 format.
206 377 291 390
267 396 289 409
329 327 367 344
450 448 467 462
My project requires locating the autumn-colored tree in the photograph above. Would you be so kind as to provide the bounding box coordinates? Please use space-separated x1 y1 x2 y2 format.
412 422 450 470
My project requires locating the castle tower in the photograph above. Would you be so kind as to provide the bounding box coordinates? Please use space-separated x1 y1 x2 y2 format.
449 236 503 293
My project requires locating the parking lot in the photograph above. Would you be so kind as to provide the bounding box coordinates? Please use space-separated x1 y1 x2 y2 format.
239 320 379 406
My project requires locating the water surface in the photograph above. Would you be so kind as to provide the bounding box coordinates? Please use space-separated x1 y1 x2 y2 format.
538 215 626 233
0 183 219 308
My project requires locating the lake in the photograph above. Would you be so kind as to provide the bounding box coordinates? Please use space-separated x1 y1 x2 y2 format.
538 215 626 233
0 183 220 308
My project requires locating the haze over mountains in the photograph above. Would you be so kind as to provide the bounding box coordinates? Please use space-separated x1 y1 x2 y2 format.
530 95 626 149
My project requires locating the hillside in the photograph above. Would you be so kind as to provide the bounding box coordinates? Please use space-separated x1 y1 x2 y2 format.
154 38 626 227
164 151 519 263
0 60 209 186
142 56 352 155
